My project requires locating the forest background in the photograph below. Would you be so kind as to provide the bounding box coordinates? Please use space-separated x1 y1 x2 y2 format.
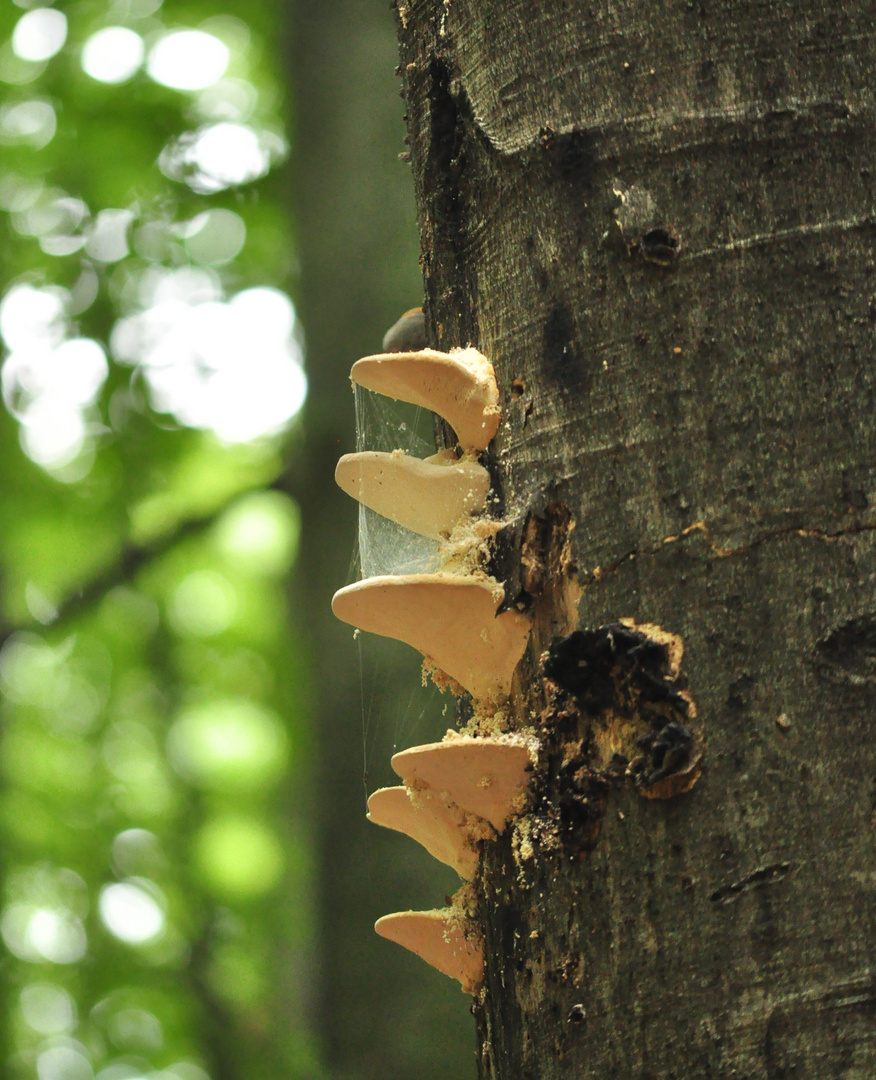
0 2 468 1079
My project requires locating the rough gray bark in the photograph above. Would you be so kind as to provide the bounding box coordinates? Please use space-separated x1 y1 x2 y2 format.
395 2 876 1077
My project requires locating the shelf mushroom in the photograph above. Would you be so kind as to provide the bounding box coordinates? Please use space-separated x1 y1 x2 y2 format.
367 786 479 878
367 735 535 878
335 450 490 540
391 737 533 832
334 334 537 998
351 348 500 451
382 307 426 353
375 909 484 993
331 574 531 700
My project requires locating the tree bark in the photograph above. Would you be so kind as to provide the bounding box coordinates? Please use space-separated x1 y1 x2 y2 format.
395 2 876 1077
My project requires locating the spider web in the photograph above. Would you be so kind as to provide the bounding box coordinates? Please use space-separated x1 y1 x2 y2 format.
352 383 445 579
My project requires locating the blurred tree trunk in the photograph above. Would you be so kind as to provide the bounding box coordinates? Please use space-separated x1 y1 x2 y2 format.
287 3 475 1078
396 2 876 1077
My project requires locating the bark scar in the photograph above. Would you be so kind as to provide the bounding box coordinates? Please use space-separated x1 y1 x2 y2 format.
709 861 794 904
590 519 876 582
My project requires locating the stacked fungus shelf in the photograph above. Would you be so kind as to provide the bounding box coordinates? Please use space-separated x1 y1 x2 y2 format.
331 342 535 991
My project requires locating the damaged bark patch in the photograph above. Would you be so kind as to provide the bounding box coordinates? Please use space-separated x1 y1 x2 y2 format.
516 503 581 642
543 302 577 374
640 226 681 265
556 746 609 850
542 620 702 809
520 504 577 597
428 58 465 234
814 616 876 685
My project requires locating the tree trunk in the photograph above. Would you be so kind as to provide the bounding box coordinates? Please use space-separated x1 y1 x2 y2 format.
395 2 876 1077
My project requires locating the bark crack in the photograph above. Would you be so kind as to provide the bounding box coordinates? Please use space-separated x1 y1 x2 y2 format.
687 213 875 262
589 519 876 583
465 94 867 159
709 861 794 905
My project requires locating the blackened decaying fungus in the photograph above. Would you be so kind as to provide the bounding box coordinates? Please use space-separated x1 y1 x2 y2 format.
543 624 690 724
543 623 698 794
631 718 694 785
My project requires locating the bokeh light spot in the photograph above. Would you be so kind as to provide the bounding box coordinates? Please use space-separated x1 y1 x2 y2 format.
0 282 65 348
2 904 88 964
159 122 282 193
19 403 86 468
187 123 267 187
0 41 47 85
195 77 257 122
85 209 134 263
1 283 108 471
12 8 67 63
147 31 228 92
167 698 287 791
20 983 77 1035
169 569 236 638
81 28 144 84
182 208 246 265
0 99 56 148
98 881 165 945
111 828 164 878
36 1044 93 1080
193 815 285 900
109 280 306 443
107 1007 163 1052
216 491 300 576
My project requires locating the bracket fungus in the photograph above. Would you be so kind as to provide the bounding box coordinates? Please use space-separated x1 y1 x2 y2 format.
367 786 479 878
382 306 427 353
331 574 531 700
374 909 484 993
391 737 533 832
350 348 501 451
333 332 537 993
335 450 490 539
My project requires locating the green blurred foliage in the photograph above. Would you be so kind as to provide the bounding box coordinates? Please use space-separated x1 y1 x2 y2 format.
0 1 320 1078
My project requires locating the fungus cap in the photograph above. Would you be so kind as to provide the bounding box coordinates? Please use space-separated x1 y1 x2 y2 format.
331 574 530 700
391 736 532 832
375 908 483 993
350 348 500 451
367 785 479 877
335 450 490 539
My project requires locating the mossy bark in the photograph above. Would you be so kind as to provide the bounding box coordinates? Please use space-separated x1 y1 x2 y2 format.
395 2 876 1077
